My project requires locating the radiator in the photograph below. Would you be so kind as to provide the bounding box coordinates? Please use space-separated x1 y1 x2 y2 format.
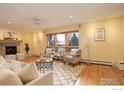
81 59 112 66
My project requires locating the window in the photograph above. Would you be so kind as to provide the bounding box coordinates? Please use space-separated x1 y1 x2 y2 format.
68 32 79 46
56 34 65 46
46 31 79 51
47 34 54 47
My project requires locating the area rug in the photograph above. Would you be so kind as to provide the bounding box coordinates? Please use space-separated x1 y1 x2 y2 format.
37 61 85 85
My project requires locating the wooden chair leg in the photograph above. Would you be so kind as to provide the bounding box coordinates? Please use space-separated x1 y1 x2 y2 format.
79 61 81 65
73 64 75 68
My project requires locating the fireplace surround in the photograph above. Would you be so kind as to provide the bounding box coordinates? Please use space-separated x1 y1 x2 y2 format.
0 40 22 56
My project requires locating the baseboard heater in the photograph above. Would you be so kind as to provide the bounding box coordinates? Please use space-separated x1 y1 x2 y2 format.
81 59 112 66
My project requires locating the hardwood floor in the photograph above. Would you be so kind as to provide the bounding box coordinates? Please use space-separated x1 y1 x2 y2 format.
24 55 39 63
24 56 124 85
75 63 124 85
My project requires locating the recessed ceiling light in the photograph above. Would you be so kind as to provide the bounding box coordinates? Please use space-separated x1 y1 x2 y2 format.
8 21 12 24
89 18 94 21
30 27 34 29
69 16 74 19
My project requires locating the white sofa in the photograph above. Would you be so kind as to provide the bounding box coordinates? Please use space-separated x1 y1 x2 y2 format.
0 56 53 85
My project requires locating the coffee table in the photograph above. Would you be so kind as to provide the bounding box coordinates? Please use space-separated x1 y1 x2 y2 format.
36 58 53 73
53 53 63 61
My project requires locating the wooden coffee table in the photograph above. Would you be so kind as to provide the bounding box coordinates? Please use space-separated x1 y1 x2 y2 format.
36 58 53 73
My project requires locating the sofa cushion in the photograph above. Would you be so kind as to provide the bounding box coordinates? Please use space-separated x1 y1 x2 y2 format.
66 55 73 59
9 60 22 74
0 68 23 85
18 63 39 84
0 63 7 69
70 49 79 55
0 56 7 65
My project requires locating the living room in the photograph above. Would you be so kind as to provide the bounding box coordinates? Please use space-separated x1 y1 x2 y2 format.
0 3 124 87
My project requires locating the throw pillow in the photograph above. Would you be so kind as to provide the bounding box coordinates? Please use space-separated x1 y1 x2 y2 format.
0 63 6 69
9 60 22 74
0 56 7 65
18 62 39 84
0 68 23 85
71 49 79 56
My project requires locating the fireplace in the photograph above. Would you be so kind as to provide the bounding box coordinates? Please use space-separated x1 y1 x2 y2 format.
6 46 17 55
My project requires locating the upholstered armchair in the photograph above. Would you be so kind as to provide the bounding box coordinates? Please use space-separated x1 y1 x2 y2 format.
63 49 81 66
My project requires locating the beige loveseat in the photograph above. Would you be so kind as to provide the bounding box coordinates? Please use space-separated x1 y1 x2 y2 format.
0 56 53 85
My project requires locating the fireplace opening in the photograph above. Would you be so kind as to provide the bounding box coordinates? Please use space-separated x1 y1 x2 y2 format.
6 46 17 55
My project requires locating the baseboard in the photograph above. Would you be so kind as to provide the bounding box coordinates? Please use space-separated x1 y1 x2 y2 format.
80 59 112 66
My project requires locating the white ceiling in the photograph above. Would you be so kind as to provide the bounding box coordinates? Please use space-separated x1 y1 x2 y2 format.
0 3 124 31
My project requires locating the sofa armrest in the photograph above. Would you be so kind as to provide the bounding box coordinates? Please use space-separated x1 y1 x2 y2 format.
26 71 53 85
63 52 70 57
20 62 28 68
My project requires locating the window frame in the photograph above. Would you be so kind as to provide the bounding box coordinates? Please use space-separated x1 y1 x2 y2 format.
67 31 79 47
46 34 55 48
56 33 66 47
46 30 79 51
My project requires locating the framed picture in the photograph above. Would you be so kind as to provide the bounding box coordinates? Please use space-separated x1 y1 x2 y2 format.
95 28 105 41
4 32 18 40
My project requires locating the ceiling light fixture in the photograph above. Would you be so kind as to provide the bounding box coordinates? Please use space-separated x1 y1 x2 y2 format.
69 16 74 19
89 18 94 22
8 21 12 24
34 18 40 25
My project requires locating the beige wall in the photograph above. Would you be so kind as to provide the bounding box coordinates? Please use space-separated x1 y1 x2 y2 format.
0 29 46 55
80 16 124 64
33 30 46 55
45 16 124 64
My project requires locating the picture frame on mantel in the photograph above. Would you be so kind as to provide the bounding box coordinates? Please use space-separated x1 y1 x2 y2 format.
3 32 18 40
94 28 105 41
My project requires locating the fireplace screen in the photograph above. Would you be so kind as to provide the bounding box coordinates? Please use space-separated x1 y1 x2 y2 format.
6 46 17 55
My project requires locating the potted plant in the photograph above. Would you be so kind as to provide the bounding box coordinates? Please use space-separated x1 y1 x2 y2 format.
25 43 30 55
